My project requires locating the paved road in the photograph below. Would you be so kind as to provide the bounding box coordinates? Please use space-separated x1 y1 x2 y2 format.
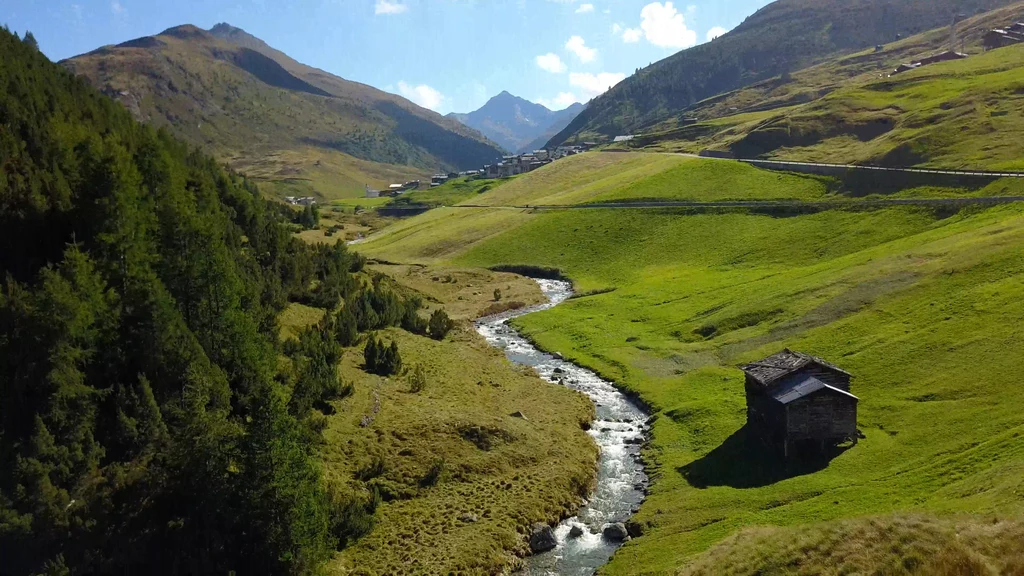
379 196 1024 212
672 153 1024 179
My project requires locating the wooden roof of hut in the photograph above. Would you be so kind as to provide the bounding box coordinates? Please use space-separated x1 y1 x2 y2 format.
741 349 851 388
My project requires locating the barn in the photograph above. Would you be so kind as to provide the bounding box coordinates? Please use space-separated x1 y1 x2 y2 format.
741 350 859 457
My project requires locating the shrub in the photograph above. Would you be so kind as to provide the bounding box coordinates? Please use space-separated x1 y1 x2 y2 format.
428 309 454 341
409 365 427 393
493 288 502 302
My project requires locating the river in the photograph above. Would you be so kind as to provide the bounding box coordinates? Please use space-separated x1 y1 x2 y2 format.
476 279 649 576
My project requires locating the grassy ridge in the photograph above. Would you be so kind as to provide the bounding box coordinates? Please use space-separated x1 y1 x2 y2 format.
358 154 1024 573
63 26 501 201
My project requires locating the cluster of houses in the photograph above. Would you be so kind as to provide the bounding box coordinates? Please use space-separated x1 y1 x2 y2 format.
892 20 1024 76
284 196 317 206
983 22 1024 50
363 143 595 198
481 143 595 179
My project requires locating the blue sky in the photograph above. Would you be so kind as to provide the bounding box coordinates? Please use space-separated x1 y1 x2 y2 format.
4 0 772 114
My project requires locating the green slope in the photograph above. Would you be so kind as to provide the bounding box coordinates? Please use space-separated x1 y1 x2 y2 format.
357 153 1024 574
622 3 1024 170
551 0 1021 146
62 24 504 200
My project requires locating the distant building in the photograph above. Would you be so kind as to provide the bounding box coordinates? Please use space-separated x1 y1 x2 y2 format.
613 135 636 143
430 174 450 187
984 26 1024 51
892 50 967 75
741 350 859 457
365 185 380 199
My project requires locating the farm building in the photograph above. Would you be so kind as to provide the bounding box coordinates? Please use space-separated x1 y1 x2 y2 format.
741 350 859 457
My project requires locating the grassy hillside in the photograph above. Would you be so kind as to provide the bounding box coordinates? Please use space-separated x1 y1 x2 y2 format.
63 24 503 201
618 3 1024 170
723 42 1024 169
551 0 1020 145
357 154 1024 574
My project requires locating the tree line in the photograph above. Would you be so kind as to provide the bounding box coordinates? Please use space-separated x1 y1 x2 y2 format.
0 28 450 575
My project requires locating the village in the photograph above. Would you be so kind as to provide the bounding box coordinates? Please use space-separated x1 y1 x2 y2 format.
365 142 595 198
890 18 1024 75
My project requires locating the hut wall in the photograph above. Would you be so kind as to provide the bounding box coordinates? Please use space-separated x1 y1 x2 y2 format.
746 384 787 444
785 392 857 442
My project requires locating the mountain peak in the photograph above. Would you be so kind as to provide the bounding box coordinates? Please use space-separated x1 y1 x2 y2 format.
451 93 585 153
159 24 209 40
210 22 245 35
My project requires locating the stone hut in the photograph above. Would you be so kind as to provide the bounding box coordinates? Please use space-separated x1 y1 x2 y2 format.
741 349 858 457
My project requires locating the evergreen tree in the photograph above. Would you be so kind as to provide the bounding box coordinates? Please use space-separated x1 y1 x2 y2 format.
335 305 359 347
22 31 38 50
363 337 379 371
428 309 454 341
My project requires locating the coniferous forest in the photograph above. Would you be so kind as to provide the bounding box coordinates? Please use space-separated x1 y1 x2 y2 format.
0 28 430 574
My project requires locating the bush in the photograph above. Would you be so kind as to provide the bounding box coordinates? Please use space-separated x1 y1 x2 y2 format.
428 309 454 341
409 365 427 393
493 288 502 302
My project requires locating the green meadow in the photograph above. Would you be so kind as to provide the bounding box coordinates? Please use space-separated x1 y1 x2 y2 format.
359 153 1024 574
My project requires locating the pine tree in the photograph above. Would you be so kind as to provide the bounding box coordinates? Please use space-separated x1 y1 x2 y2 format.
22 31 38 50
428 309 454 341
335 305 358 347
363 336 379 372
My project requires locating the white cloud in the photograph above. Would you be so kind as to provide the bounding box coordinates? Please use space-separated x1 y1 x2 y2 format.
611 23 622 34
622 28 642 43
638 1 697 49
576 3 594 13
398 81 445 112
375 0 407 15
537 92 579 110
565 35 597 63
111 0 123 14
569 72 626 99
706 26 727 41
536 52 567 74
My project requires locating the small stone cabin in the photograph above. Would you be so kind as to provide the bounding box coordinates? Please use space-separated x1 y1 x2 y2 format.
741 349 858 457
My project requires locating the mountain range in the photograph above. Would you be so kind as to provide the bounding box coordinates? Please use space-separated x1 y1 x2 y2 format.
62 23 505 200
552 0 1022 146
449 92 584 153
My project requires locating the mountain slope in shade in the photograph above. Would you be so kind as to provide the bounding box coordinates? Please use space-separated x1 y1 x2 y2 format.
551 0 1021 145
63 24 504 200
450 92 584 153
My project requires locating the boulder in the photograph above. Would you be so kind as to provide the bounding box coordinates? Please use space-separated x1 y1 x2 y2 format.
459 513 478 523
568 525 585 539
510 411 528 420
602 522 630 542
529 523 558 553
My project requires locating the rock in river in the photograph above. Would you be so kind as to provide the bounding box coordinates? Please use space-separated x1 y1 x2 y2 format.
602 522 630 542
568 525 585 539
529 523 558 553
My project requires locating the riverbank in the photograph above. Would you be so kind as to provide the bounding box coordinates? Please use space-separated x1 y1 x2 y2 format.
319 268 599 575
476 279 649 575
